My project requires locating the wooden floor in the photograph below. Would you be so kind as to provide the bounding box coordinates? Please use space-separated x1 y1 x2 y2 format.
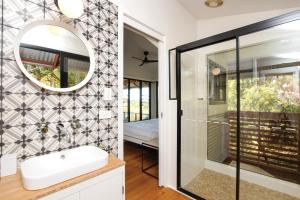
124 141 189 200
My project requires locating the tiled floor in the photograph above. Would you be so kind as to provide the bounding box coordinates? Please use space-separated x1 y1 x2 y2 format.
184 169 299 200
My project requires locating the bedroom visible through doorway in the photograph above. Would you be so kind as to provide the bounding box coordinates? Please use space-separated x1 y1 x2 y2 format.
123 25 160 197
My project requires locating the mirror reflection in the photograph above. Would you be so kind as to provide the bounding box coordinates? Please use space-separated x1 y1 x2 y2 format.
19 24 90 88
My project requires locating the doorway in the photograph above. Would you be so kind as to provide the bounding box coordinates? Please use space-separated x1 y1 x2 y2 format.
119 12 169 188
123 25 159 176
118 11 169 184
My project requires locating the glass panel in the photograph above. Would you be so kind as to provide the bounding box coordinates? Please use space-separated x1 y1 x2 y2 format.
142 82 150 120
180 40 237 199
130 80 141 122
238 20 300 197
64 57 89 87
123 79 129 122
207 47 237 166
20 47 61 88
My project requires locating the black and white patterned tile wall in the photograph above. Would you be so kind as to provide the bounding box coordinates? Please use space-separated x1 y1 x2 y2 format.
0 0 118 162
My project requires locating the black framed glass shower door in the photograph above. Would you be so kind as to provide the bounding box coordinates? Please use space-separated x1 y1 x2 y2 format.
177 10 300 200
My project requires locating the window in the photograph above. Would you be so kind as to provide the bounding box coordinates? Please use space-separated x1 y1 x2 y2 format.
123 79 129 122
142 82 150 120
123 78 157 122
20 44 90 88
130 80 141 122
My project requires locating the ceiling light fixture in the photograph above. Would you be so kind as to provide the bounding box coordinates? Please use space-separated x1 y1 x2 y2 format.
54 0 84 19
205 0 223 8
212 67 221 76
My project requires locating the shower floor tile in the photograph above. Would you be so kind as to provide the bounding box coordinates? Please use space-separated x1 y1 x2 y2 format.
184 169 299 200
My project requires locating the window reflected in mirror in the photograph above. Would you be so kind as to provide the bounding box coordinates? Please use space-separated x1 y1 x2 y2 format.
18 24 91 89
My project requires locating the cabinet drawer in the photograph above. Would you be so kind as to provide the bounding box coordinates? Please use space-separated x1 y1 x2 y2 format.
80 173 123 200
39 167 124 200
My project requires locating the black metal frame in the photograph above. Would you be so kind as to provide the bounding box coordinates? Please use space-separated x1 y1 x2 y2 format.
176 10 300 200
124 78 157 122
20 43 89 88
20 44 90 62
169 48 177 100
141 142 159 179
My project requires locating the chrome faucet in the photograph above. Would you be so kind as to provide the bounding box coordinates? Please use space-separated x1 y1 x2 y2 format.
71 119 81 136
56 123 71 144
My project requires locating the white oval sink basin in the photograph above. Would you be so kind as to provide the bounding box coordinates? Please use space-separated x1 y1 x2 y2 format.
20 145 108 190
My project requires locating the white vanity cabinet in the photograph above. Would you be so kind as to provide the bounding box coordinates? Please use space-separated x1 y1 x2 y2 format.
39 166 125 200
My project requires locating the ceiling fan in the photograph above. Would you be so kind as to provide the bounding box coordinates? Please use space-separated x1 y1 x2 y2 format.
132 51 158 66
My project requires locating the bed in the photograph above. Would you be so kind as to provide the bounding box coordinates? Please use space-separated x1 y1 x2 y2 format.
124 119 158 145
124 119 159 178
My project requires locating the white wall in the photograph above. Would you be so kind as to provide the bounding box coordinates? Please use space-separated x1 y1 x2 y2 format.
122 0 197 49
121 0 198 189
197 8 300 39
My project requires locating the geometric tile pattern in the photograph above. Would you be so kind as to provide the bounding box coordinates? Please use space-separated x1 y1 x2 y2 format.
0 0 119 163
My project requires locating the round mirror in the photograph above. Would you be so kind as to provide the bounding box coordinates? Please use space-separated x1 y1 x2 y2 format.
14 20 95 92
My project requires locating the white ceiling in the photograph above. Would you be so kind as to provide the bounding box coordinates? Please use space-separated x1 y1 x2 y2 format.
177 0 300 19
124 28 158 58
124 28 158 81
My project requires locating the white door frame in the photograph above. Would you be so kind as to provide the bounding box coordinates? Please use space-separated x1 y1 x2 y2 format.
117 9 168 186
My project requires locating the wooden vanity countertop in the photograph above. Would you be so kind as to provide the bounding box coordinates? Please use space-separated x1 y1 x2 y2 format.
0 154 125 200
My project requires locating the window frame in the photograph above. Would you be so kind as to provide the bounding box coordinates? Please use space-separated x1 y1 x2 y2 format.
20 43 90 88
124 78 156 122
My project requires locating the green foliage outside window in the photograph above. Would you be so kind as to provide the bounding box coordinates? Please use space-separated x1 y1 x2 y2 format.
228 75 300 113
68 71 87 87
24 63 87 88
24 63 60 88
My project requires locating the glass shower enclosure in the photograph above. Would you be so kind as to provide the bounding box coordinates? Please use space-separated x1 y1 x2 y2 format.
177 11 300 200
